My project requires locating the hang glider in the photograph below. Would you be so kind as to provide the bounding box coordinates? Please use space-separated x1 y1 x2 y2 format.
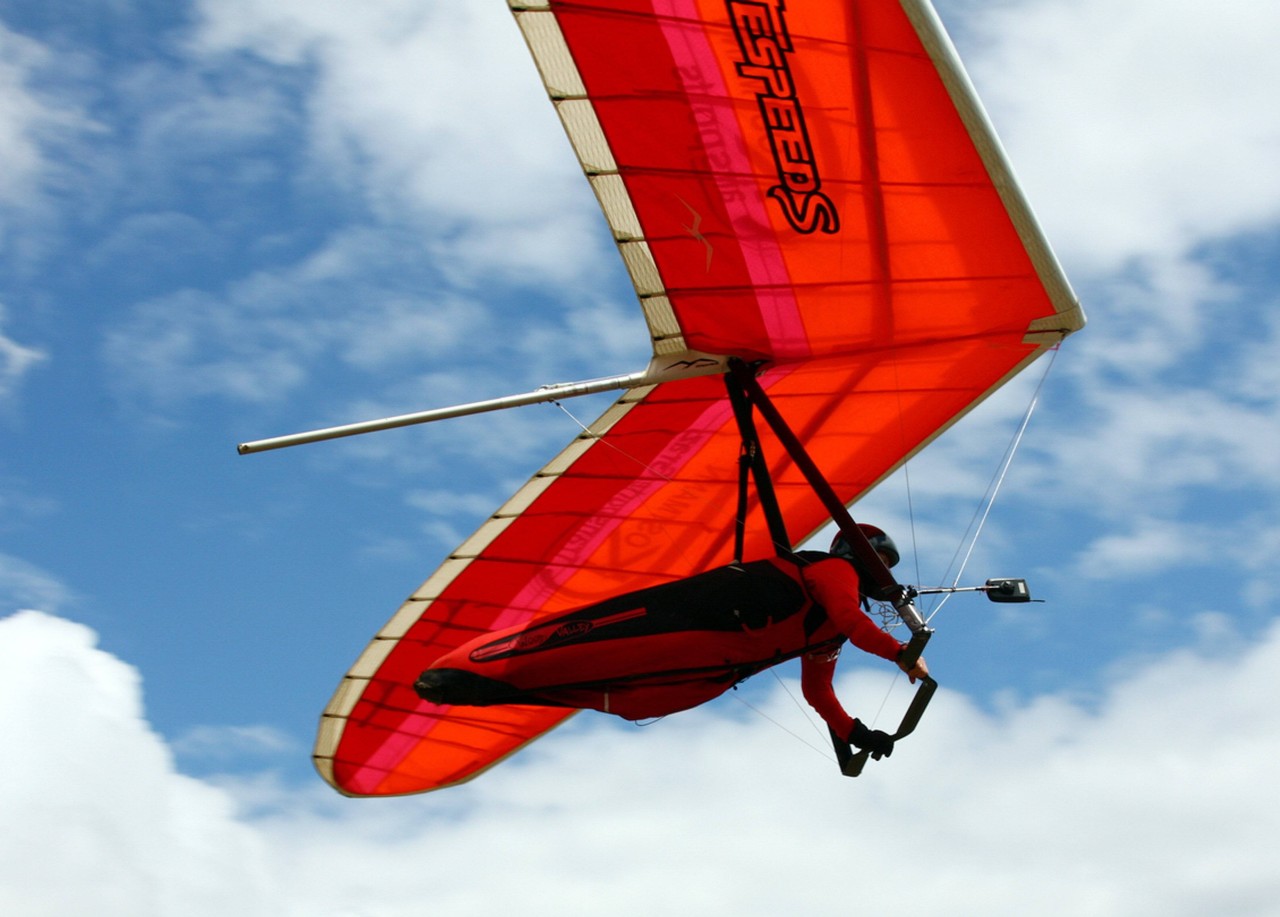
243 0 1083 796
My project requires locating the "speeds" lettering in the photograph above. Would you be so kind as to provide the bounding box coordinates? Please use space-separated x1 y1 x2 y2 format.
727 0 840 235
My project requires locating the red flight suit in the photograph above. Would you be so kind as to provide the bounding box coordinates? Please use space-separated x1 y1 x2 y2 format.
417 554 904 739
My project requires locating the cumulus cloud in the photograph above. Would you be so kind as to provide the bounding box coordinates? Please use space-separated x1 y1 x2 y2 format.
0 611 273 916
964 0 1280 274
4 608 1279 916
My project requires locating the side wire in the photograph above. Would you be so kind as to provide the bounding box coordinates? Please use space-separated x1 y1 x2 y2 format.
769 666 831 744
550 398 674 483
888 353 924 594
735 672 836 762
927 345 1061 623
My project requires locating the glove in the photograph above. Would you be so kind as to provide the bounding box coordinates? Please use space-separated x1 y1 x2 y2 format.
847 719 894 759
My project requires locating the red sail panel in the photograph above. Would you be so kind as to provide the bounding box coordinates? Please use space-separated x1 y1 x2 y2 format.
314 0 1082 796
552 0 1068 361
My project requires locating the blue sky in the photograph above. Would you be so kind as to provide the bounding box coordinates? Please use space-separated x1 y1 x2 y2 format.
3 1 1279 914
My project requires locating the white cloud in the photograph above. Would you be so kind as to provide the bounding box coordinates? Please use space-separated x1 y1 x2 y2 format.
172 724 299 763
101 0 650 418
965 0 1280 275
0 611 273 916
104 287 309 408
1237 520 1280 610
337 295 478 372
191 0 609 286
0 303 46 404
1071 257 1233 377
1039 385 1278 513
405 488 502 523
1073 518 1210 580
102 226 486 410
1230 299 1280 403
517 296 651 383
0 22 96 259
0 553 70 614
4 607 1280 916
122 63 292 170
0 23 58 209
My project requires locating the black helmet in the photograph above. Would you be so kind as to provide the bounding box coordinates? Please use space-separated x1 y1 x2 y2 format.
830 524 900 569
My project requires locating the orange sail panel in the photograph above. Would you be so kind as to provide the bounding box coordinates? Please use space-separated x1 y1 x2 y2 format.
313 0 1083 796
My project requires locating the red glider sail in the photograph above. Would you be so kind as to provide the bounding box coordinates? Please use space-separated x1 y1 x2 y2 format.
313 0 1083 796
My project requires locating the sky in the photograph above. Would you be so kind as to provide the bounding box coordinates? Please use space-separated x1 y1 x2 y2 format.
2 0 1279 914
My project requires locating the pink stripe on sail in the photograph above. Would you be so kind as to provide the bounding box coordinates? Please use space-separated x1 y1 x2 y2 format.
653 0 810 359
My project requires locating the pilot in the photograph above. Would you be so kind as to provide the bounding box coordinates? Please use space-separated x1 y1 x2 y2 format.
414 524 928 759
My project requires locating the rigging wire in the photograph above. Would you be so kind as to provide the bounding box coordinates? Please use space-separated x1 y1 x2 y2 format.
769 666 830 744
887 353 925 592
864 669 904 730
732 662 907 764
734 673 835 762
925 345 1061 623
549 398 675 482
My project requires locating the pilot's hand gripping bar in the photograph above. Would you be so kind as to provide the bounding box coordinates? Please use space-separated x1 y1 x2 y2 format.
832 626 935 777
